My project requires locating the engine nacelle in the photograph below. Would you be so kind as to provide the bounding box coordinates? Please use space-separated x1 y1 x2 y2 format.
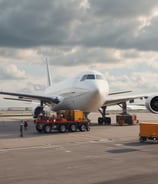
32 106 43 118
145 96 158 114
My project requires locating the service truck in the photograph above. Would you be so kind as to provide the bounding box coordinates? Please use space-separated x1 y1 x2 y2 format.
35 110 90 133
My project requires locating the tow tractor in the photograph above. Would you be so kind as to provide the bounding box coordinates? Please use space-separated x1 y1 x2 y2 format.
34 110 90 133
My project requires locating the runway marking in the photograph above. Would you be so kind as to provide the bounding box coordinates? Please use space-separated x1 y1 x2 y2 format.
89 138 113 143
115 144 123 146
0 134 15 138
0 140 89 153
0 137 113 153
0 144 63 153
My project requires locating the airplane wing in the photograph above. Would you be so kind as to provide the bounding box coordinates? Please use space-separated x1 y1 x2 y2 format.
0 91 61 104
103 92 149 107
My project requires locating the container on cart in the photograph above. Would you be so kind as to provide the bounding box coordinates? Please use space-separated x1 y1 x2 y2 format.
139 122 158 142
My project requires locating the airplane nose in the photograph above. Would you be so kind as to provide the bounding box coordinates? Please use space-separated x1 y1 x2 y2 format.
85 81 109 111
91 81 109 98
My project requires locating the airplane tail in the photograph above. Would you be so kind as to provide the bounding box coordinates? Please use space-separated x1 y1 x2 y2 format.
46 58 53 87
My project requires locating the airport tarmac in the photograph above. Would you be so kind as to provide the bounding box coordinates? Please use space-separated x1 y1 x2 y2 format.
0 112 158 184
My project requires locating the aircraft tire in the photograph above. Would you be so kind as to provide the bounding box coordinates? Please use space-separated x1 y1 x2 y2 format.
104 117 111 125
98 117 103 125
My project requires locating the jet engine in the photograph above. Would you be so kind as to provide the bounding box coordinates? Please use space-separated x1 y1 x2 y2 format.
145 96 158 114
32 106 43 118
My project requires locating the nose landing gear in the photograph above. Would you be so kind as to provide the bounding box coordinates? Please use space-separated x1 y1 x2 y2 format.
98 107 111 125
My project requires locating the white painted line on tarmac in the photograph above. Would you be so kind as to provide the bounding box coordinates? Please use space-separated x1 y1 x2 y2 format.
89 138 113 143
0 144 63 153
115 144 123 146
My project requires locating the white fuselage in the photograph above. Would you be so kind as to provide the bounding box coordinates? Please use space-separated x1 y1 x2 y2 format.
44 70 109 112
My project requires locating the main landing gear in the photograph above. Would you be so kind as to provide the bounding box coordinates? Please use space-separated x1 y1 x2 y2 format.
97 102 130 125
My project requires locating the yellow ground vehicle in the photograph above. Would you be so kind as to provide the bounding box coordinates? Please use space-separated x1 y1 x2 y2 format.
139 122 158 142
35 110 90 133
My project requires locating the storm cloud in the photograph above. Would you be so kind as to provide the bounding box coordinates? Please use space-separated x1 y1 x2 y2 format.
0 0 158 95
0 0 157 51
0 0 81 47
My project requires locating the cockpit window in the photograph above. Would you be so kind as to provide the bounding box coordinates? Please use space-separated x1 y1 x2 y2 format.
80 74 104 81
87 74 95 79
80 75 88 81
80 74 95 81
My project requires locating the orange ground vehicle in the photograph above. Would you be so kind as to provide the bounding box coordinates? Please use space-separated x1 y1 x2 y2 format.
35 110 90 133
139 122 158 142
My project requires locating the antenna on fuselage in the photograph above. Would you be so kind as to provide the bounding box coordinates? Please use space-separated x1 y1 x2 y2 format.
45 58 52 87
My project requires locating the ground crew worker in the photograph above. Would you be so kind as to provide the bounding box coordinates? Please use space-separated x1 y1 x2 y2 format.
24 121 28 130
20 122 24 137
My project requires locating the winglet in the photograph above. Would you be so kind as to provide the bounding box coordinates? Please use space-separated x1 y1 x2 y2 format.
46 58 52 87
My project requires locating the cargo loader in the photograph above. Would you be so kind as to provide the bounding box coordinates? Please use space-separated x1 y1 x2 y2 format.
34 110 90 133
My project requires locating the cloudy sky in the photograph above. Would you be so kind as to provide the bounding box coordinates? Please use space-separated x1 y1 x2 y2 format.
0 0 158 106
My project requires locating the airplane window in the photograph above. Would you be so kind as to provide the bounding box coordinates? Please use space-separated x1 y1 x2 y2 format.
80 75 88 81
87 74 95 79
80 74 95 81
96 74 104 80
80 74 104 81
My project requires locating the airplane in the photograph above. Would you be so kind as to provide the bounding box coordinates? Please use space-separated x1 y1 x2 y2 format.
0 61 158 124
